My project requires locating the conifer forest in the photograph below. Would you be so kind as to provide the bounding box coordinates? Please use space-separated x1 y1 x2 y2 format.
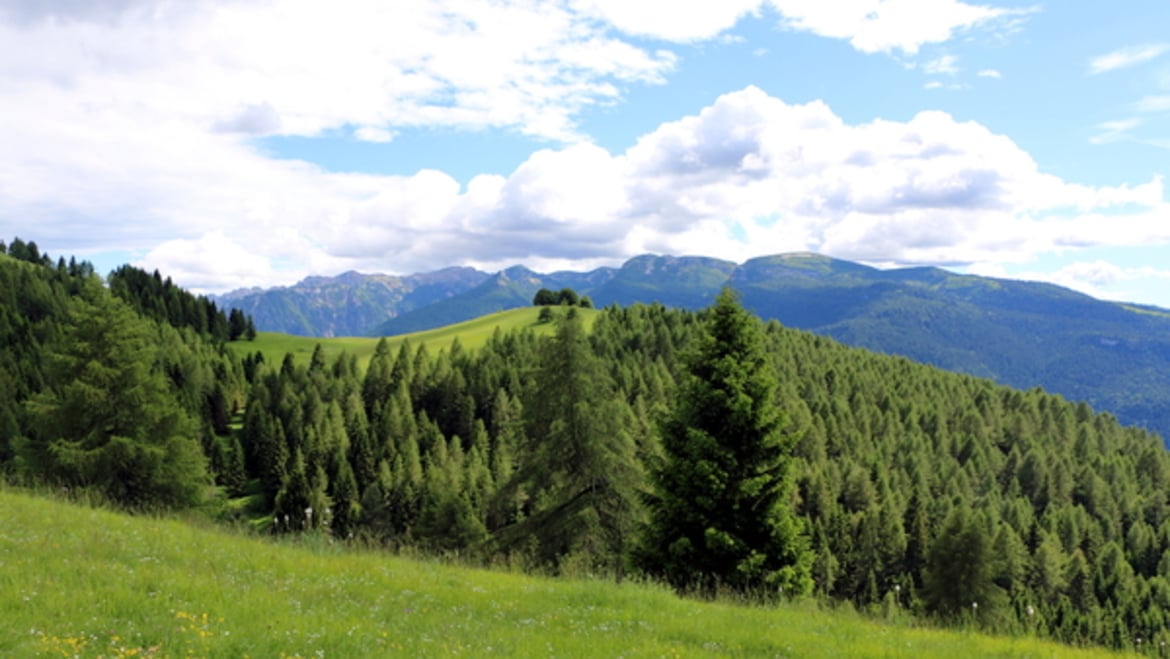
5 238 1170 651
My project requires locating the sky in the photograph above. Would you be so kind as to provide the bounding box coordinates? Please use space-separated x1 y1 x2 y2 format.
2 1 1170 307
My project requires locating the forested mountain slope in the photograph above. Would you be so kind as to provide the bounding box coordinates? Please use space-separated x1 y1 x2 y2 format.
223 252 1170 442
236 301 1170 649
731 253 1170 442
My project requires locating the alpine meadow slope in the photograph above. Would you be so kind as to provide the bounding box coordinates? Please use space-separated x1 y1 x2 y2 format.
0 488 1121 659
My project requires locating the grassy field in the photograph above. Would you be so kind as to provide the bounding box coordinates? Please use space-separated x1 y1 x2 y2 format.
0 488 1129 658
227 306 599 371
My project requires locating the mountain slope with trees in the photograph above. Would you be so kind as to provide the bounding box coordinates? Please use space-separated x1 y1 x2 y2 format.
0 239 251 506
7 239 1170 651
731 253 1170 441
233 295 1170 650
223 252 1170 441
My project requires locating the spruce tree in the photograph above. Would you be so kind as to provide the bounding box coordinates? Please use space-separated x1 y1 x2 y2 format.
635 288 812 596
494 310 642 574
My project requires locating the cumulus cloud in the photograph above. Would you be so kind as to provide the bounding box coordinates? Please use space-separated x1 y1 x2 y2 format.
138 231 274 293
2 3 1166 298
768 0 1016 55
977 69 1002 78
9 79 1168 293
1089 43 1170 75
214 102 282 136
580 0 761 42
0 1 677 145
389 86 1164 277
0 0 145 25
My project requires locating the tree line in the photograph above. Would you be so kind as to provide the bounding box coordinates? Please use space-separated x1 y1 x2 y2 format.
5 242 1170 651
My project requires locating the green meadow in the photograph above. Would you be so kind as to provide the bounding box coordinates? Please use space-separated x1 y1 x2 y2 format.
227 306 599 370
0 489 1129 658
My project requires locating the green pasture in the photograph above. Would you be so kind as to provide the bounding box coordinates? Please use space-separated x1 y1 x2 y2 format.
227 306 599 370
0 489 1129 658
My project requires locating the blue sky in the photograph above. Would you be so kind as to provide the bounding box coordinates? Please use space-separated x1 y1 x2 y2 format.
2 1 1169 307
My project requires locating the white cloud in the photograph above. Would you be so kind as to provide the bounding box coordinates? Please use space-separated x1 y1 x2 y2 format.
1090 118 1143 145
138 231 274 293
213 102 283 136
968 261 1170 304
1136 95 1170 113
354 127 396 144
924 55 960 76
579 0 761 42
450 86 1165 275
977 69 1002 78
0 1 677 145
1 1 1165 301
11 83 1167 293
1089 43 1170 75
768 0 1017 55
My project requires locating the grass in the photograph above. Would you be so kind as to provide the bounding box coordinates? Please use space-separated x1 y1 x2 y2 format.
227 306 599 371
1121 304 1170 319
0 488 1131 658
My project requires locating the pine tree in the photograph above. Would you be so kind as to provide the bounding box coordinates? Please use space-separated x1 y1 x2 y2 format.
635 288 812 596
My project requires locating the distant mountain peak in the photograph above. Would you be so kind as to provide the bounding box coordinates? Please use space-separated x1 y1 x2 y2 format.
500 265 540 283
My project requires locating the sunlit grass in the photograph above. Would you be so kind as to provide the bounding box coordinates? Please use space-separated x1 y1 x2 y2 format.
227 306 598 370
0 488 1129 658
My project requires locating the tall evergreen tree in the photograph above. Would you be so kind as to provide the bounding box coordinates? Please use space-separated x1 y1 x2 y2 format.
19 284 209 508
494 310 643 574
636 288 812 596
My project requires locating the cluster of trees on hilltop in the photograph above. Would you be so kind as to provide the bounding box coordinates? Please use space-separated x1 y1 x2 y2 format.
7 240 1170 651
532 287 593 308
109 264 256 342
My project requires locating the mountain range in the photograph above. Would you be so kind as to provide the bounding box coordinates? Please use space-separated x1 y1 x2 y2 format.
216 252 1170 442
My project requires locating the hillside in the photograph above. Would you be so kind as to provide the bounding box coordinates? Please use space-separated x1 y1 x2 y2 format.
0 489 1122 658
227 306 599 370
6 244 1170 652
372 264 618 336
227 252 1170 441
731 253 1170 441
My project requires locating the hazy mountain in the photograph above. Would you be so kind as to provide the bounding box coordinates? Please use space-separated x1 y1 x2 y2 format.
373 265 618 336
589 255 737 309
214 267 489 337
